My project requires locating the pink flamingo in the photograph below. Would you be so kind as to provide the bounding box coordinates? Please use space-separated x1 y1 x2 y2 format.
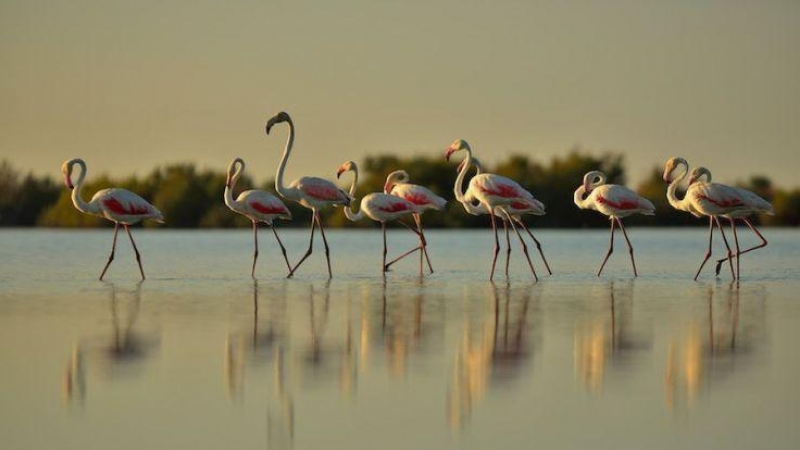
61 158 164 280
383 170 447 273
464 157 552 276
446 139 540 281
574 171 655 276
266 112 351 278
688 166 773 280
224 157 292 278
664 157 738 280
336 161 424 275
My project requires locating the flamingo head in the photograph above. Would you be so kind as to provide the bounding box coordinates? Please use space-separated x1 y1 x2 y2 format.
265 111 291 135
336 161 356 179
663 157 688 183
61 159 76 189
582 171 606 194
226 158 245 188
689 166 711 185
445 139 470 161
383 170 409 193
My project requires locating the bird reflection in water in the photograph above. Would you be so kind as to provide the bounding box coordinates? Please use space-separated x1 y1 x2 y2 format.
63 281 159 406
574 280 650 395
223 279 294 446
664 283 763 411
448 281 536 430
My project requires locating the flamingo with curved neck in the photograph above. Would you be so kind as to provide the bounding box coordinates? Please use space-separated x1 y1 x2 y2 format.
266 111 350 278
224 157 292 278
663 157 736 280
61 158 163 280
573 170 655 276
336 161 423 275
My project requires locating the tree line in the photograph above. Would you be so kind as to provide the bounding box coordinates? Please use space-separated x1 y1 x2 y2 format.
1 151 797 229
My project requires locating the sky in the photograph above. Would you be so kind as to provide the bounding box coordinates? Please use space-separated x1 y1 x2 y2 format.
1 0 799 187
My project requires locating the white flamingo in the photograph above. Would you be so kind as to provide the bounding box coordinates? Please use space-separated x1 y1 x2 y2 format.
664 157 739 280
266 112 351 278
462 157 552 276
446 139 540 280
336 161 424 275
61 158 164 280
383 170 447 273
688 166 773 280
574 171 655 276
224 157 292 278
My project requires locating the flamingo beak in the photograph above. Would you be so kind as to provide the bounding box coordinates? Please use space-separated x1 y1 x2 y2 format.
445 147 456 161
583 179 592 194
64 175 74 190
265 118 275 135
336 167 345 179
225 173 231 188
383 182 392 194
689 176 697 184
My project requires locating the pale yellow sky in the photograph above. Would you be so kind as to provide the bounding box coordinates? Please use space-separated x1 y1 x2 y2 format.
1 0 798 187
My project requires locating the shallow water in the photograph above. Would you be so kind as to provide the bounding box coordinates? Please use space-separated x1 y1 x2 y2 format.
1 228 799 449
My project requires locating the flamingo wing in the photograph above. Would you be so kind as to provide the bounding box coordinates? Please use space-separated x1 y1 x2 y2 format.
733 186 774 214
472 174 527 201
689 182 749 214
94 188 163 223
238 190 292 221
390 184 447 211
361 193 417 221
592 185 655 216
294 177 351 205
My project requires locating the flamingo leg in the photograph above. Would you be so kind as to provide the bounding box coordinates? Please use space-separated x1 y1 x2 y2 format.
597 218 616 277
316 211 333 278
251 221 259 278
615 218 638 277
694 217 715 280
384 245 423 272
99 223 120 281
381 222 387 276
714 218 768 275
124 225 145 280
503 218 511 277
507 214 538 281
384 217 429 273
713 216 736 280
730 218 741 280
515 218 552 275
288 211 317 278
270 225 292 273
489 207 501 281
414 214 434 274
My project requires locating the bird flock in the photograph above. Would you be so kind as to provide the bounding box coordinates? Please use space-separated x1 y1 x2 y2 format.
61 111 773 282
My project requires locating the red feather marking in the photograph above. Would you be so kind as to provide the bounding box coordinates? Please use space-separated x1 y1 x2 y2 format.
304 185 341 201
510 201 532 210
698 194 744 208
103 198 150 215
250 201 287 215
402 192 431 206
478 183 519 198
379 202 411 213
597 195 638 210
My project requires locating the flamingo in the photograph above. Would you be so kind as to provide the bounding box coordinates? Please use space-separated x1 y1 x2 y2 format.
61 158 164 280
336 161 423 275
574 171 655 276
463 157 552 276
446 139 540 281
224 157 292 278
266 111 351 278
688 166 773 280
663 157 738 280
383 170 447 273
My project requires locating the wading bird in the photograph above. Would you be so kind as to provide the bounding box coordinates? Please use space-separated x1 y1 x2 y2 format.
573 171 655 276
61 158 164 280
337 161 423 275
266 112 351 278
688 166 773 280
446 139 540 281
224 157 292 278
383 170 446 273
663 157 737 280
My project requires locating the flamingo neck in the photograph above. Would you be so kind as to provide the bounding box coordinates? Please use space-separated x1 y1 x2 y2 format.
275 118 295 199
224 162 244 211
342 168 363 221
70 160 99 215
573 185 592 210
453 150 472 203
666 161 691 212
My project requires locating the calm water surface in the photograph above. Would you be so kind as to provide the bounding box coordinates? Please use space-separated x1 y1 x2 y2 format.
1 228 799 449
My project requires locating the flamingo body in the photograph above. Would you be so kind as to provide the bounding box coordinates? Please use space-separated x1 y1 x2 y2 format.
580 184 655 218
388 183 446 211
287 176 351 210
91 188 164 225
